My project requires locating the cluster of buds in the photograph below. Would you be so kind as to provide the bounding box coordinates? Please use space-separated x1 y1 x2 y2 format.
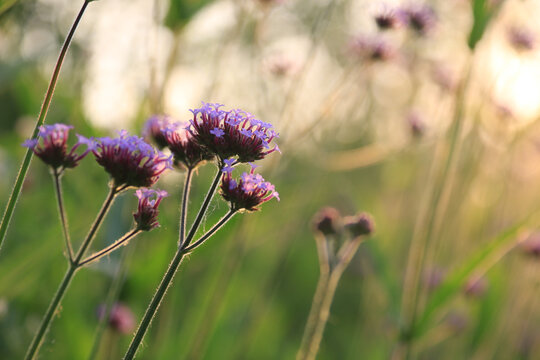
133 188 168 231
84 130 172 189
220 166 279 212
22 124 93 172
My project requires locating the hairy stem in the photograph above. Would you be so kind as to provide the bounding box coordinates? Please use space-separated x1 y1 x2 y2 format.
24 186 118 360
178 168 194 248
52 168 74 263
183 210 236 252
0 0 91 253
79 229 140 267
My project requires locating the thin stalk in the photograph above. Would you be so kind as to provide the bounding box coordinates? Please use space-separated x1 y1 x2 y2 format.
24 186 118 360
183 210 236 253
0 0 91 253
79 229 140 267
183 166 223 248
297 239 362 360
123 247 187 360
178 168 194 248
52 168 74 263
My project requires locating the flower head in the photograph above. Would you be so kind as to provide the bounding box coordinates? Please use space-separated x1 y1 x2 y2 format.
507 26 536 52
161 122 214 170
343 212 374 237
97 303 136 335
403 4 436 36
189 102 279 163
90 131 172 188
220 170 279 212
312 207 342 236
374 6 406 30
143 115 173 149
349 35 396 62
133 188 168 231
22 123 93 170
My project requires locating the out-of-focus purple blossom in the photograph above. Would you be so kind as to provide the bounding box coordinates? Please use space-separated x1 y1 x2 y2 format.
423 267 445 291
161 122 214 170
521 233 540 258
403 4 436 36
97 303 136 335
507 26 536 52
445 312 468 334
89 131 172 188
143 115 172 149
22 123 93 171
343 212 375 237
265 54 298 77
406 111 426 138
133 188 168 231
349 35 396 62
463 276 488 298
312 207 342 236
431 64 457 92
374 6 406 30
189 102 279 163
220 169 279 212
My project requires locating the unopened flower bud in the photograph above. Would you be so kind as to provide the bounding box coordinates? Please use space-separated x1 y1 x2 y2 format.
344 212 374 237
133 188 168 231
312 207 342 236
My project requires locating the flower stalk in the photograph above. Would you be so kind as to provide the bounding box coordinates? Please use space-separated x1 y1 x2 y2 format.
52 168 75 263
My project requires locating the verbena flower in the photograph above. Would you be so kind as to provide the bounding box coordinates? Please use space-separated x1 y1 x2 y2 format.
162 122 214 169
87 130 172 188
98 303 136 335
374 6 405 30
189 102 280 163
133 188 168 231
143 115 173 149
403 4 436 36
349 35 396 62
220 170 279 212
22 123 93 170
507 26 536 52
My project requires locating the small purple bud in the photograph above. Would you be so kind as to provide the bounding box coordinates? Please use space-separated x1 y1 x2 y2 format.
312 207 342 236
133 188 168 231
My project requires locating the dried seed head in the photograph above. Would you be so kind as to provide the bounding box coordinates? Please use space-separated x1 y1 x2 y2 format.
312 207 342 236
344 212 374 238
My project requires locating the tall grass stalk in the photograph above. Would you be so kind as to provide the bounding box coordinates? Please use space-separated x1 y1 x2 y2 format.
0 0 92 254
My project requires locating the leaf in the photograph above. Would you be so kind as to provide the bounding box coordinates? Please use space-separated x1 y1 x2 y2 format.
467 0 505 50
164 0 215 31
412 220 530 339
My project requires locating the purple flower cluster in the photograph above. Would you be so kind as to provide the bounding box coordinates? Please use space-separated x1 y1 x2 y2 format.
372 3 436 36
220 169 279 212
22 124 93 171
143 115 173 149
160 122 214 170
349 35 395 62
87 130 172 188
507 26 536 52
133 188 168 231
188 102 280 163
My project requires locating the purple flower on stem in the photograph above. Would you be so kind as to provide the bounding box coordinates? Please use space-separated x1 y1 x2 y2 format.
22 123 93 170
161 122 214 170
403 4 436 36
189 102 280 163
143 115 172 149
221 158 236 174
133 188 168 231
97 303 136 335
220 169 279 212
90 131 172 188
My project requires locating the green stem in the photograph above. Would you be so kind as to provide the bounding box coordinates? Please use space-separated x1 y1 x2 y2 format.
0 0 91 254
178 168 194 248
79 229 140 267
123 247 187 360
24 186 118 360
183 210 236 252
183 166 223 248
52 168 74 263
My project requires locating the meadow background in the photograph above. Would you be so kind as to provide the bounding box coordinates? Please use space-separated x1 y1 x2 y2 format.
2 0 540 359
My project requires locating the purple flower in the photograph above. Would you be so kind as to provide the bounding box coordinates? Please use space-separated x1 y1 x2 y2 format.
133 188 168 231
374 6 406 30
97 303 136 335
90 131 172 188
21 123 92 170
221 158 236 174
403 4 436 36
507 26 536 52
349 35 396 62
220 170 279 212
161 122 214 170
142 115 173 149
189 102 280 163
